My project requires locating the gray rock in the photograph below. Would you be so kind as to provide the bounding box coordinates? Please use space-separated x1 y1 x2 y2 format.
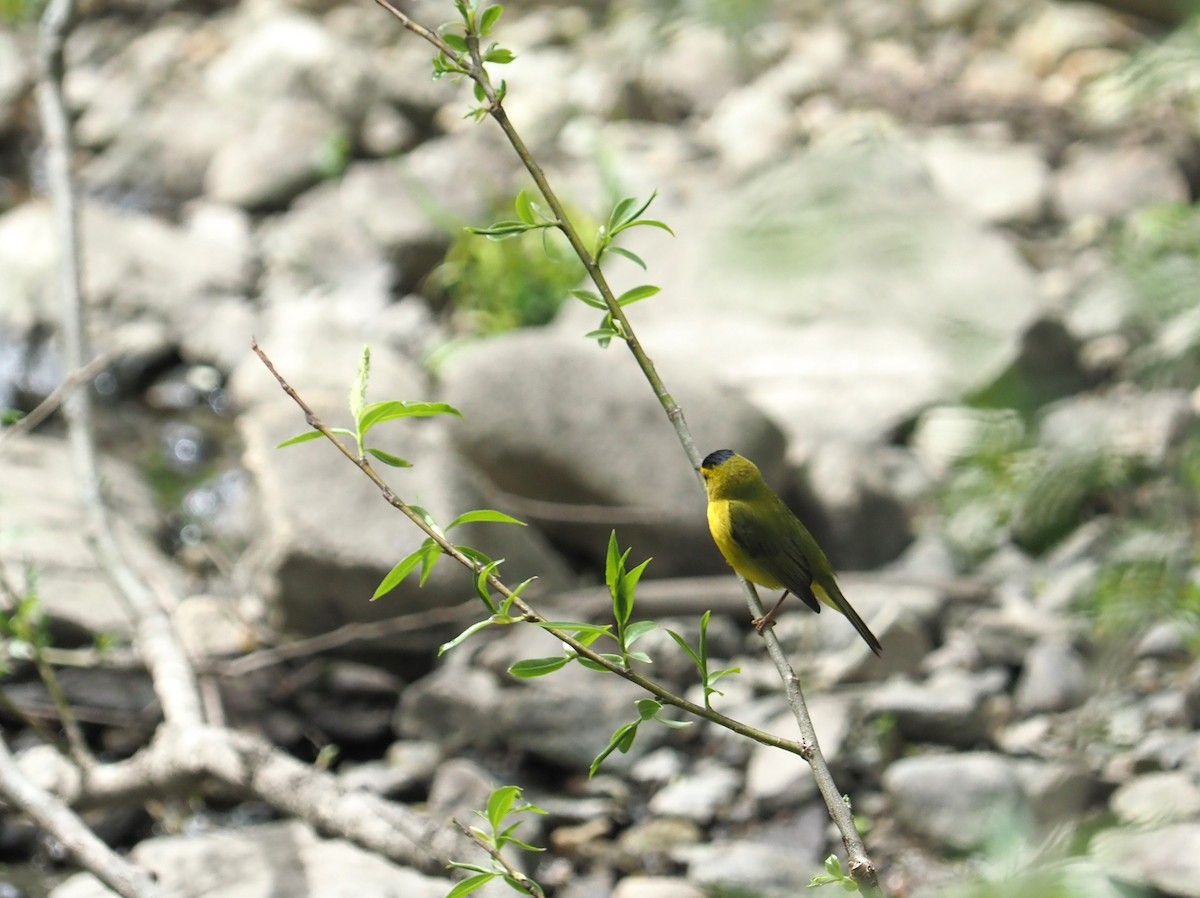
1092 822 1200 898
1039 389 1194 467
49 820 451 898
1014 759 1096 826
798 442 928 569
675 838 822 898
1110 771 1200 826
1185 662 1200 728
744 693 853 811
205 98 344 209
1135 622 1191 661
884 752 1030 851
698 82 798 172
612 876 706 898
918 135 1050 225
339 740 441 798
574 140 1043 454
0 435 178 639
626 21 743 120
647 759 741 823
238 396 571 646
395 665 504 749
1052 144 1188 222
865 668 1007 747
1014 637 1090 714
497 663 668 771
1011 3 1134 76
440 329 786 576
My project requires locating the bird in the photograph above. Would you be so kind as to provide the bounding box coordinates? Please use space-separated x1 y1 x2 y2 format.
699 449 882 656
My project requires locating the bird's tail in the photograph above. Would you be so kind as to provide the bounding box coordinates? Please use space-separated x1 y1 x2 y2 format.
813 578 883 656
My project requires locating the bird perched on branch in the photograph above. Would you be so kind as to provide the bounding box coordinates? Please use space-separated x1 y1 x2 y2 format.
700 449 882 656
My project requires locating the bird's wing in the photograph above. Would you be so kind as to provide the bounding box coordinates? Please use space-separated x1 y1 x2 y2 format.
727 500 821 613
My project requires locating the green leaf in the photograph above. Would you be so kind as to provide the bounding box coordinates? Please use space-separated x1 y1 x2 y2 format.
479 3 503 35
447 510 526 530
666 628 703 670
616 285 660 306
533 621 613 640
589 722 638 777
514 189 536 224
371 545 429 600
623 619 658 647
276 430 324 448
408 505 444 539
585 328 616 348
622 218 674 235
498 576 537 614
636 698 662 721
486 785 520 831
442 32 469 53
569 288 608 309
359 400 461 435
446 873 495 898
438 619 494 655
608 246 646 269
418 540 442 586
351 346 370 422
473 81 486 103
608 196 638 230
484 45 515 64
604 531 621 593
366 447 412 467
465 220 539 240
623 556 651 597
509 656 570 678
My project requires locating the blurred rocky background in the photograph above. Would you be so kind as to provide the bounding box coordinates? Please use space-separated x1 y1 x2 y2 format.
1 0 1200 896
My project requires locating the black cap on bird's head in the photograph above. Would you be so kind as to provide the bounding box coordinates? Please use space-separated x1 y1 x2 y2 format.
701 449 736 470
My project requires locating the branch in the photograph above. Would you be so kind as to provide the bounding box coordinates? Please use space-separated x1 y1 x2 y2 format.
364 4 883 890
0 734 161 898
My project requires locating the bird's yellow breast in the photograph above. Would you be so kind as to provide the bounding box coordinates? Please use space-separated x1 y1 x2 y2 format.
706 499 784 590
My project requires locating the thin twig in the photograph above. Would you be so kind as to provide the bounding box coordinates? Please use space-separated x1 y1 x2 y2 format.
451 819 544 898
363 5 883 890
0 734 161 898
252 341 811 758
0 348 116 447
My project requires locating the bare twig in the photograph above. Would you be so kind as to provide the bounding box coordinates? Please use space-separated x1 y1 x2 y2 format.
363 5 883 890
0 734 161 898
0 348 116 447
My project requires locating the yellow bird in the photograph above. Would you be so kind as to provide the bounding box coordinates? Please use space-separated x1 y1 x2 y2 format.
700 449 882 656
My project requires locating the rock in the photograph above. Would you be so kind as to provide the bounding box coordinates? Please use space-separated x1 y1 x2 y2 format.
1014 637 1090 714
612 876 706 898
911 405 1025 478
1011 3 1135 76
647 759 741 823
675 838 822 898
575 139 1043 453
440 329 786 576
238 385 572 649
1092 822 1200 898
174 594 254 658
698 83 798 172
864 668 1007 747
1185 663 1200 728
49 820 451 898
744 693 854 811
497 663 669 771
205 98 344 209
1135 622 1191 661
1038 389 1194 468
1052 145 1188 222
626 21 742 121
884 752 1030 851
797 442 928 569
917 135 1050 225
1014 759 1096 827
339 740 441 798
1110 771 1200 826
395 665 505 749
0 435 179 639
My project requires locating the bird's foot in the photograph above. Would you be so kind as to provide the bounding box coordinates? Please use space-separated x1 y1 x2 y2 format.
752 613 778 634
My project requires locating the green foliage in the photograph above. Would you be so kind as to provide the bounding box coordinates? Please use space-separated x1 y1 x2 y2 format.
808 854 858 891
315 129 352 181
430 191 587 334
1115 203 1200 328
0 0 43 23
446 785 547 898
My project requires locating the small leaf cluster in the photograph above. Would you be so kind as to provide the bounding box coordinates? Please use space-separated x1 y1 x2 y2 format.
469 190 672 348
0 576 48 675
808 855 859 892
432 1 515 120
278 347 461 469
447 786 547 898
